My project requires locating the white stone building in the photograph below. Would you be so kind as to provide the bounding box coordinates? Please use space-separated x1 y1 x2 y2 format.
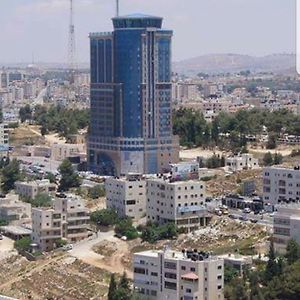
225 153 259 172
31 195 89 251
0 193 31 222
105 173 146 220
133 249 224 300
273 205 300 253
146 163 210 232
263 167 300 205
15 179 57 199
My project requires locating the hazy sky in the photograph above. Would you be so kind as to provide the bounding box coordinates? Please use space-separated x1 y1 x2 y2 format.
0 0 296 63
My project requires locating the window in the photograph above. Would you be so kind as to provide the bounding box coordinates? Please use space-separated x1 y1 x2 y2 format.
186 288 192 293
217 265 222 270
165 272 177 279
181 266 186 270
164 262 177 270
218 285 222 290
165 281 177 290
190 267 196 272
151 272 158 277
134 267 146 274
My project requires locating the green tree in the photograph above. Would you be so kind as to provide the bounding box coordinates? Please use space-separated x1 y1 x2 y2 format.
31 193 52 207
90 209 119 226
273 153 283 165
115 218 139 240
19 105 32 123
232 278 248 300
0 218 8 226
285 239 300 265
265 240 279 282
88 185 105 199
58 159 81 192
1 159 21 193
14 237 32 252
224 264 239 284
266 133 277 149
108 273 117 300
263 152 273 166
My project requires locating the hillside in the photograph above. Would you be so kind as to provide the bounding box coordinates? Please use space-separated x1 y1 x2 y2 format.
173 53 296 75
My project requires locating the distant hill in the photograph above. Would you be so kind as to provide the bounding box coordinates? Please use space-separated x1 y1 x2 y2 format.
172 53 296 75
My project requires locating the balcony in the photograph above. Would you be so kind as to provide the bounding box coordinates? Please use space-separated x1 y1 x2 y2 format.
177 205 206 214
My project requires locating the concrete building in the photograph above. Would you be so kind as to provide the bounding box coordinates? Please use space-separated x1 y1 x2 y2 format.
31 195 89 251
0 123 9 156
146 163 211 232
263 166 300 205
218 254 252 276
273 205 300 253
51 143 86 161
133 249 224 300
88 13 179 176
0 193 31 222
225 153 259 172
15 179 57 199
105 173 146 220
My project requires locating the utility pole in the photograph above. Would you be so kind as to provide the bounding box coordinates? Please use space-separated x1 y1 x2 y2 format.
68 0 76 83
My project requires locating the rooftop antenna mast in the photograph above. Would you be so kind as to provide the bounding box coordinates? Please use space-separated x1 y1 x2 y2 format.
116 0 120 17
68 0 76 82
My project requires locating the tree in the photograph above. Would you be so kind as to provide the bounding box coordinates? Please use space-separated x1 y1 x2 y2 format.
115 218 139 240
0 218 8 226
19 105 32 123
266 133 277 149
90 209 119 226
263 152 273 166
31 193 52 207
108 273 117 300
1 159 21 193
265 240 279 282
14 237 32 252
285 239 300 265
224 264 239 284
232 278 248 300
55 238 67 248
88 185 105 199
58 159 81 192
273 153 283 165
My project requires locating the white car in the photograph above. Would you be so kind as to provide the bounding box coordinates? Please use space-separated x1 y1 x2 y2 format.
243 208 251 214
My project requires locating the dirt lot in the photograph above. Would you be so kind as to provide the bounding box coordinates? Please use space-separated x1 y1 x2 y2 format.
206 168 263 196
0 254 111 300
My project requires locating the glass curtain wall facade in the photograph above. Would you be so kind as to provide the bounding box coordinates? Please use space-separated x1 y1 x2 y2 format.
88 14 179 176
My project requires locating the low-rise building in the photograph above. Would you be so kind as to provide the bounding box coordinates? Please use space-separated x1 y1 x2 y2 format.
15 179 57 199
146 163 211 232
218 254 252 276
273 205 300 253
263 166 300 205
0 193 31 222
105 173 146 220
133 249 224 300
222 194 263 211
51 143 86 161
225 153 259 172
31 195 89 251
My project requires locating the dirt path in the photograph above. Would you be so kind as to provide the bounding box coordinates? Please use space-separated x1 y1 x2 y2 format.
69 231 133 278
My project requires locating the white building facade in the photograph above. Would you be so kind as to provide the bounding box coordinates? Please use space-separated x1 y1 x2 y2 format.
133 249 224 300
105 173 146 220
225 153 259 172
263 167 300 205
273 205 300 253
31 195 89 251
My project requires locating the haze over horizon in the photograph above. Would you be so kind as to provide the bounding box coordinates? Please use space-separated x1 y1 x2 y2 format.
0 0 296 64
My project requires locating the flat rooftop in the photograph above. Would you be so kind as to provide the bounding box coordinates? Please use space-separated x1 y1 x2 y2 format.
0 225 32 235
135 249 219 262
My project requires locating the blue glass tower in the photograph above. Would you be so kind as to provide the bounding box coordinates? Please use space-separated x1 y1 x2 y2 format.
88 13 179 175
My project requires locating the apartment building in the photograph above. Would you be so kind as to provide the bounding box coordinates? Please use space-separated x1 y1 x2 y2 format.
105 173 146 220
31 195 89 251
15 179 57 199
0 193 31 222
133 249 224 300
225 153 259 172
146 163 211 232
273 205 300 253
51 143 86 161
0 123 9 155
263 167 300 205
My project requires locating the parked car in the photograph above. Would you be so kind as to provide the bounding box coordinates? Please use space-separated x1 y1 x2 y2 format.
62 244 73 251
243 208 251 214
